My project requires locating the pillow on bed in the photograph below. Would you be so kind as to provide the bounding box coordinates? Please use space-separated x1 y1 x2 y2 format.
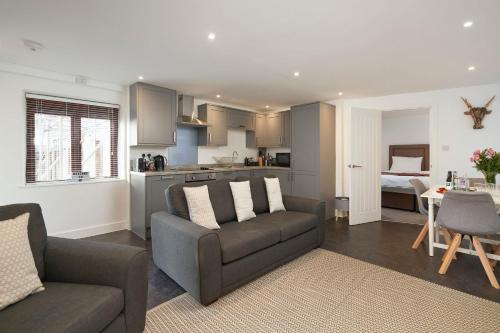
390 156 423 173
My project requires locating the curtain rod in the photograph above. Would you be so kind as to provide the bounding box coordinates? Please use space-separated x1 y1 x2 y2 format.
25 92 120 108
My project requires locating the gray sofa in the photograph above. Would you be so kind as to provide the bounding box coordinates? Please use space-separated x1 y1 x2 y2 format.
151 176 325 305
0 203 148 333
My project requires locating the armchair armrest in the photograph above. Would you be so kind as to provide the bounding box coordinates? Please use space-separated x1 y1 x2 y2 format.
45 237 148 333
283 195 326 245
151 211 222 305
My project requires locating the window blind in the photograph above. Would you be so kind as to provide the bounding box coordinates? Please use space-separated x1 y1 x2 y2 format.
26 95 119 183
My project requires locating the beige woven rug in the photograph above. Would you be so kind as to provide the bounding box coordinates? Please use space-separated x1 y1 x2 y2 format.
145 249 500 333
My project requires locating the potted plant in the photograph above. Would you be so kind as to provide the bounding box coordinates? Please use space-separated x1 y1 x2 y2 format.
470 148 500 184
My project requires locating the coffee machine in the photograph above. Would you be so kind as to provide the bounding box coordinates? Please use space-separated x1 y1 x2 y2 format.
153 155 167 171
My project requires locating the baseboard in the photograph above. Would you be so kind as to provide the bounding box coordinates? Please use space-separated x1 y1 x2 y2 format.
49 220 130 239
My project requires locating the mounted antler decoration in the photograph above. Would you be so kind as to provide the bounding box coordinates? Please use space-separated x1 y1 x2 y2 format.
461 96 495 129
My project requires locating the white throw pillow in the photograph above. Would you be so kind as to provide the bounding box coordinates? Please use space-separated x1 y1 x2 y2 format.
390 156 423 173
0 213 45 310
229 181 256 222
264 177 286 213
183 185 220 230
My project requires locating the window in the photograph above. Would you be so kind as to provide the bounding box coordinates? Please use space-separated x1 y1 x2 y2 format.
26 95 119 183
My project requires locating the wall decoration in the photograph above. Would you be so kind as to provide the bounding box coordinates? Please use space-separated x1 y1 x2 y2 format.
461 96 495 129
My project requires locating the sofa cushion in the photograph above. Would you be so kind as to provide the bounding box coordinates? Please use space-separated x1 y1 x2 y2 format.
217 221 281 264
236 176 277 214
167 179 237 224
253 211 318 241
0 282 123 333
0 204 47 280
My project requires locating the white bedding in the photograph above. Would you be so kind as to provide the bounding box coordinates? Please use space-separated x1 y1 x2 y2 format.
381 172 430 189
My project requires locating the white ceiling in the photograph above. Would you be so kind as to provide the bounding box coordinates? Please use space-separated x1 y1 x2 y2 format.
1 0 499 110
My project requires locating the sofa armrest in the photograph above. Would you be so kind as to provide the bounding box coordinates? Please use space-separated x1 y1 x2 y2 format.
44 237 148 333
151 211 222 305
282 195 326 245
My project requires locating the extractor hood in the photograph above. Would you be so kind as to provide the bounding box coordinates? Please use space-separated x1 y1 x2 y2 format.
177 95 207 127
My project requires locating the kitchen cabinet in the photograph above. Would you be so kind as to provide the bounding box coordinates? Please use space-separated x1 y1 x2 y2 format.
130 173 185 239
290 102 335 217
235 170 252 178
198 104 228 146
251 169 291 195
217 171 237 180
129 82 177 146
281 111 291 148
266 113 283 147
228 110 256 131
254 114 267 147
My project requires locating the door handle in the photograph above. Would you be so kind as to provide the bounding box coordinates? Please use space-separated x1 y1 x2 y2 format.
348 164 362 168
173 131 176 143
161 176 174 180
280 135 282 144
209 132 212 144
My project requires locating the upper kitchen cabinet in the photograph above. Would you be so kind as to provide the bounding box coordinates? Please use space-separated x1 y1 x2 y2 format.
129 82 177 146
228 109 256 131
247 111 290 148
281 110 291 147
198 104 228 146
255 114 267 147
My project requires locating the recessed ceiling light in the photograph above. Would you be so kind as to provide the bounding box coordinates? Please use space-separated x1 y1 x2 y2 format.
463 21 473 28
338 92 343 96
293 72 300 77
468 66 476 71
138 76 144 80
265 105 270 109
24 40 44 52
208 33 216 40
216 94 221 98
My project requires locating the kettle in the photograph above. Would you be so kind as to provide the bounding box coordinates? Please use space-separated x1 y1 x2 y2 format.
153 155 167 171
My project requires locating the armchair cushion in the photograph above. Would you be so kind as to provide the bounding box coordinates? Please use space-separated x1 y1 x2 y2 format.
0 282 123 333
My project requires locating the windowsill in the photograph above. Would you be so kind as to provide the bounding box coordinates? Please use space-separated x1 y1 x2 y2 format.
20 178 126 188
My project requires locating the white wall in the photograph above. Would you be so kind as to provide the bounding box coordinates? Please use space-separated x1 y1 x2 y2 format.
0 64 129 238
330 83 500 196
381 108 430 170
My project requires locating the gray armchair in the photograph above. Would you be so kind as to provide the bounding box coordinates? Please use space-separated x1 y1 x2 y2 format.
0 204 148 333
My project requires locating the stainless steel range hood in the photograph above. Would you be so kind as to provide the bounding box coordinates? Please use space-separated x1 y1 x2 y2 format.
177 95 207 127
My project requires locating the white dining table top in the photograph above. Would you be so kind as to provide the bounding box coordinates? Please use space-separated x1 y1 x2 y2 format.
422 185 500 206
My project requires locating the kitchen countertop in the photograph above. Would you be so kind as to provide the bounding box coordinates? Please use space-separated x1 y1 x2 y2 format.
130 165 290 177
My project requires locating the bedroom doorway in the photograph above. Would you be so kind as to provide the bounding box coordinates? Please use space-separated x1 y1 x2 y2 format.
380 108 431 225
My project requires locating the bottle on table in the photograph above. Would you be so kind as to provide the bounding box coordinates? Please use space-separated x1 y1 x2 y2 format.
445 171 452 190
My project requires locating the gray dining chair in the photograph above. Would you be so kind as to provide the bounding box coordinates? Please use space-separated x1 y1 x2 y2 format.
409 179 449 250
436 191 500 289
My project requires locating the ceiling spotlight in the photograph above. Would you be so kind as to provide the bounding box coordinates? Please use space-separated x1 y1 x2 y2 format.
265 105 270 109
463 21 473 28
338 92 343 96
468 66 476 71
216 94 221 98
138 76 144 80
293 72 300 77
208 33 216 40
24 40 44 52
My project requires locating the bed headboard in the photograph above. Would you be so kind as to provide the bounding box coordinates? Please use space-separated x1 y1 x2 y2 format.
389 144 430 171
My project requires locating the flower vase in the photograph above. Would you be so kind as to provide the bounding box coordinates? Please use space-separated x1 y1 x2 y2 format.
482 172 497 185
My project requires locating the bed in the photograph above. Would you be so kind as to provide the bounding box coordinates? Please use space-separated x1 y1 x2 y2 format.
381 144 430 211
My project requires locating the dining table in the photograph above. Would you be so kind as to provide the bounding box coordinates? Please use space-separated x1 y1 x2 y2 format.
421 185 500 261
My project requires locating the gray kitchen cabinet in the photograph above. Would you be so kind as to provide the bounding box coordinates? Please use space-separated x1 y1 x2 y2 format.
254 114 267 147
235 170 252 178
266 113 283 147
228 109 255 131
129 82 177 146
130 173 184 239
198 104 228 146
290 172 319 199
217 171 236 180
282 111 291 148
290 102 335 218
251 169 291 195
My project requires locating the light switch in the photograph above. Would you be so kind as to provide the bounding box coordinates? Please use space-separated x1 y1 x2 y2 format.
442 145 450 151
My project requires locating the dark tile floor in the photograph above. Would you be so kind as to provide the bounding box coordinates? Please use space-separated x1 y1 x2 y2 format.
85 218 500 309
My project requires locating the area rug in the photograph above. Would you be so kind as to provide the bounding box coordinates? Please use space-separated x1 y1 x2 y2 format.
381 207 426 225
145 249 500 332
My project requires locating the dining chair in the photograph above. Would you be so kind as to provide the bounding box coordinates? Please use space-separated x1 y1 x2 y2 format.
437 191 500 289
409 179 445 248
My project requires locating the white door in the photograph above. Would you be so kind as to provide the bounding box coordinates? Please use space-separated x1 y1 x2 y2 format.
349 107 382 225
